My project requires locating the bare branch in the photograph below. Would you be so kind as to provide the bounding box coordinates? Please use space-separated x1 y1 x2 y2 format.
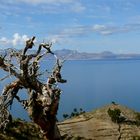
0 56 21 79
0 36 66 139
22 36 35 55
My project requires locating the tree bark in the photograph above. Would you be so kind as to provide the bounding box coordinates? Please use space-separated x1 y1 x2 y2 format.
0 37 66 140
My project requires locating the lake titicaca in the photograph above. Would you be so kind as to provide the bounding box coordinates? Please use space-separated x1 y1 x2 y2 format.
1 59 140 121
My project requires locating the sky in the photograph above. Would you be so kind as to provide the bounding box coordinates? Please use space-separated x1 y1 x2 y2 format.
0 0 140 53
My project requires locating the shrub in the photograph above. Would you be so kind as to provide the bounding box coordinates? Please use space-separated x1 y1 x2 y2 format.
108 108 125 123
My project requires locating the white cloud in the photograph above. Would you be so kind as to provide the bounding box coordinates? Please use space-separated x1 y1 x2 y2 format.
100 30 113 35
0 33 29 47
1 23 140 49
92 24 106 31
0 37 10 45
22 35 29 42
47 34 66 44
92 24 116 35
12 33 29 46
47 23 140 45
92 23 140 35
12 33 21 46
71 2 86 13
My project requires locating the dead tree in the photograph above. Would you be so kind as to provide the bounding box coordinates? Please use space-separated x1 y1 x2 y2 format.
0 37 67 140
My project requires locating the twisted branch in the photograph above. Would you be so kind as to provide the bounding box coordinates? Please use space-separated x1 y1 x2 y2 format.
0 36 67 140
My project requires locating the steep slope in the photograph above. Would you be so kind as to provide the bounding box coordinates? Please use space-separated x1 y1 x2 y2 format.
58 104 140 140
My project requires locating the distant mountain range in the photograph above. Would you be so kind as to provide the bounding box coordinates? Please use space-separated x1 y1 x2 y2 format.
54 49 140 60
1 48 140 60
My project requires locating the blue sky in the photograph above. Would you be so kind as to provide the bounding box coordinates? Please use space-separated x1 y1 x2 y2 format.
0 0 140 53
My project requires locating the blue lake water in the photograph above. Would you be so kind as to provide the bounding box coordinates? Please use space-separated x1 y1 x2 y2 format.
58 59 140 120
1 59 140 121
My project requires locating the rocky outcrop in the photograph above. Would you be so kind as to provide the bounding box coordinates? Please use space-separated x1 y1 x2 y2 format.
58 104 140 140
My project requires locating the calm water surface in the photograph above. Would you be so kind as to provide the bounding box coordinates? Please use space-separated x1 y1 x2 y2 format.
1 59 140 120
58 59 140 120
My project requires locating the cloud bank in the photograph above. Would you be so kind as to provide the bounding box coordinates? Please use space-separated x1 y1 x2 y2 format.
1 23 140 48
0 33 29 47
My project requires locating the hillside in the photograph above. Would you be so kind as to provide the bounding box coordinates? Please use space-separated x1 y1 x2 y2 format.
1 104 140 140
58 104 140 140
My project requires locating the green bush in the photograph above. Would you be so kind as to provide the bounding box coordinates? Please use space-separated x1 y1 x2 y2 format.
108 108 125 123
63 108 85 119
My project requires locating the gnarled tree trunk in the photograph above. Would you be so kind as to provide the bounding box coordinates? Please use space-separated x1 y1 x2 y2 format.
0 37 66 140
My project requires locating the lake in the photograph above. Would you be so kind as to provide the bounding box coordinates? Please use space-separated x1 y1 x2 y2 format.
1 59 140 121
58 59 140 120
